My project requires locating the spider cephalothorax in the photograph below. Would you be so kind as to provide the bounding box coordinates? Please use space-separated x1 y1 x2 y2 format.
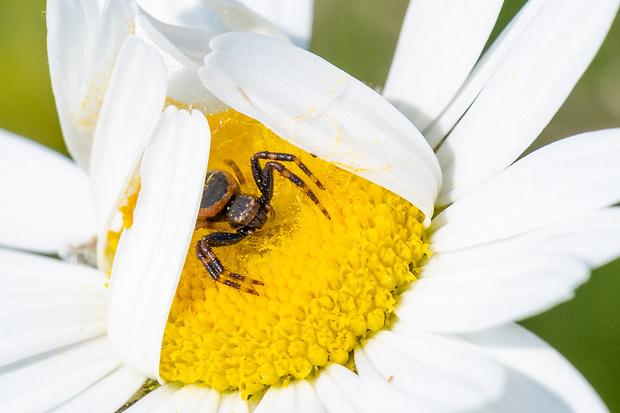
195 151 330 295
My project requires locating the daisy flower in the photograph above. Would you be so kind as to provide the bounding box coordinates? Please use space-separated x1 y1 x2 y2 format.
2 0 620 412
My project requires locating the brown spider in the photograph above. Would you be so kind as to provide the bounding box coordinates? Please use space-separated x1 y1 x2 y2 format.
195 151 330 295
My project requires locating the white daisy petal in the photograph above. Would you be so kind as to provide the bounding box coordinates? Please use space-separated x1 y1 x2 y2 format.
392 323 591 412
200 32 441 225
134 1 289 108
354 330 505 412
50 366 146 413
86 0 135 76
47 0 102 168
471 373 575 412
0 130 95 253
424 207 620 278
236 0 314 48
88 35 167 234
0 304 106 367
135 8 217 69
423 0 548 147
107 107 210 379
397 254 589 333
199 0 289 42
0 293 105 318
431 129 620 251
137 0 289 44
0 337 120 413
383 0 503 132
216 393 249 413
433 0 620 205
256 379 325 413
132 17 227 111
459 324 607 413
135 0 213 28
126 384 219 413
52 0 135 169
132 5 225 137
313 364 377 413
166 66 225 110
0 248 108 366
0 248 106 294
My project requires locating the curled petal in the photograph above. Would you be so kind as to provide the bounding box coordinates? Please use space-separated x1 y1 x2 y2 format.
47 0 102 168
89 35 167 236
107 107 211 379
200 32 441 225
48 0 135 169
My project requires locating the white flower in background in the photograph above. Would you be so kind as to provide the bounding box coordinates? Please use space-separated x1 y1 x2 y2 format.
1 1 620 413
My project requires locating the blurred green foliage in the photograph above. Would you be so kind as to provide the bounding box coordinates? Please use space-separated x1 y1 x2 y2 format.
1 0 619 409
0 0 64 154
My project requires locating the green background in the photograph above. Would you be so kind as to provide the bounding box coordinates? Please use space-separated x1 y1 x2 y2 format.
1 0 619 409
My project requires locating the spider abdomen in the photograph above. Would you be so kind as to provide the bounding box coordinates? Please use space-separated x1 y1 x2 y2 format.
198 170 240 221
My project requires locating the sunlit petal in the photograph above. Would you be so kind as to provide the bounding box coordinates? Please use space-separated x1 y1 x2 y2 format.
313 364 377 413
237 0 315 48
47 0 102 168
126 384 219 413
0 337 120 412
432 129 620 251
459 324 607 413
397 254 588 333
107 107 210 379
89 35 167 236
355 330 505 412
433 0 620 205
0 130 95 253
255 380 324 413
384 0 503 131
424 207 620 278
200 32 441 225
51 366 146 413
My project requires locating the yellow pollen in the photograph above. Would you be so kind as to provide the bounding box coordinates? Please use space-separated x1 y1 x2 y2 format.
106 180 141 266
154 110 430 399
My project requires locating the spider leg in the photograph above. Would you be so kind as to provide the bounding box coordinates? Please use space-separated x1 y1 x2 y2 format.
197 233 264 294
259 161 331 219
251 151 326 191
203 231 249 247
204 232 264 286
224 159 246 185
195 240 229 289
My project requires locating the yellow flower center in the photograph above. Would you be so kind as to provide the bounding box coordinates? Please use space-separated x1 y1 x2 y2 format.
155 110 430 399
